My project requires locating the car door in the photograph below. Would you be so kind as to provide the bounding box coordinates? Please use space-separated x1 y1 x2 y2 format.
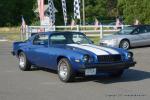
137 26 150 46
29 34 54 68
141 26 150 45
130 27 146 47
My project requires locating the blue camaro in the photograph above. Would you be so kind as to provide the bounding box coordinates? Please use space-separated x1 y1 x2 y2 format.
12 32 136 82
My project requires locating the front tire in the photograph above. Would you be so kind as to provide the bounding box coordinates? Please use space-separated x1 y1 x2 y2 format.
57 58 75 82
18 52 31 71
119 40 130 50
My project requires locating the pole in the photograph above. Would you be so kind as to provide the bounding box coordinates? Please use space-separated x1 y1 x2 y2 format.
82 0 85 25
100 25 103 39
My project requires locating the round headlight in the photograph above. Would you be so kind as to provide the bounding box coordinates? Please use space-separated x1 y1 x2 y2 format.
83 55 90 63
127 52 133 59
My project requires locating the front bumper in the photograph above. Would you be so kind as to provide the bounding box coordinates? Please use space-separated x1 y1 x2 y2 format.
79 61 136 72
100 42 119 48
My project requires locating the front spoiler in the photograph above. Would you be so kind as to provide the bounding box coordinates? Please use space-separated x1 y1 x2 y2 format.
79 61 136 72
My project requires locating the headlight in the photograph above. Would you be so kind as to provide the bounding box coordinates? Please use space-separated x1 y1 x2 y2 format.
127 52 133 59
82 55 90 63
103 39 117 44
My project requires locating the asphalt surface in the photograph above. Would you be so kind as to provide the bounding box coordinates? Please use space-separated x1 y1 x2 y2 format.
0 42 150 100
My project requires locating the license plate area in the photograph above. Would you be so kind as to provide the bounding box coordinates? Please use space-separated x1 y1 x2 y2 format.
85 68 96 76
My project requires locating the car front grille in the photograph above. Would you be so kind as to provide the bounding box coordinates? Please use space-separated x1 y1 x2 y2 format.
97 55 122 63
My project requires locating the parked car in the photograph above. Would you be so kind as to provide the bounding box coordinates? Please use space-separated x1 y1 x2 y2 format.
12 32 136 82
100 25 150 50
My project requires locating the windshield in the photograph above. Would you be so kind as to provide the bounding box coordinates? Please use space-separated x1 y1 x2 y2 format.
50 32 92 44
114 27 136 35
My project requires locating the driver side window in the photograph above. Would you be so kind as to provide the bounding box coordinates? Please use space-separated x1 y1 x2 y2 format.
33 34 49 46
132 28 140 34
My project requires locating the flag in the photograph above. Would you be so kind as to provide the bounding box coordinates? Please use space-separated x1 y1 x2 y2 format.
134 19 140 25
21 16 26 33
115 18 121 29
94 18 99 30
61 0 67 25
37 0 44 21
71 19 76 30
74 0 81 19
48 0 55 26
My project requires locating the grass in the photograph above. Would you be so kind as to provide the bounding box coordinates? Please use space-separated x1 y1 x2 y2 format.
0 27 21 41
88 36 100 45
0 32 21 41
0 27 100 43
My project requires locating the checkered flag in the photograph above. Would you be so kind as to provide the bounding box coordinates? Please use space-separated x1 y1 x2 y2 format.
61 0 67 25
74 0 81 19
48 0 55 26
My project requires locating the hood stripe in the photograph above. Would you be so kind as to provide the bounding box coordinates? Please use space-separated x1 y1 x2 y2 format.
83 44 112 54
67 44 109 55
85 44 119 54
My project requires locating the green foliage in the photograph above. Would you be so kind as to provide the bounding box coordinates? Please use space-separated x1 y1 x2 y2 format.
0 0 150 27
0 0 36 26
118 0 150 24
84 0 117 22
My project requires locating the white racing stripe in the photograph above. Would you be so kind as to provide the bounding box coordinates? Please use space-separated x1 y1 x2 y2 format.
84 44 119 54
67 44 109 55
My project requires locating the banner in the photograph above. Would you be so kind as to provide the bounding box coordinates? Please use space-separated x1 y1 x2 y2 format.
74 0 81 19
61 0 67 25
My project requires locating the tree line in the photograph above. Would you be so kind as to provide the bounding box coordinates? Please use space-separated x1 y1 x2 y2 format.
0 0 150 27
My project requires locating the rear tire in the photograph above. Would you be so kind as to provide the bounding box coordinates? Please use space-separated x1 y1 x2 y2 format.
57 58 75 82
110 70 124 77
18 52 31 71
119 40 130 50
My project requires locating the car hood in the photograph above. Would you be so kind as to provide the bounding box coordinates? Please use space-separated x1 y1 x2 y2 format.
65 44 121 56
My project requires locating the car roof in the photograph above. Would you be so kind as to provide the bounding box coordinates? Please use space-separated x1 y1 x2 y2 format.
129 25 150 28
37 31 83 35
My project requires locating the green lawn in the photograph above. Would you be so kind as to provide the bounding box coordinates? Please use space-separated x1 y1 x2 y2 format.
0 27 21 41
0 32 100 44
88 36 100 45
0 27 100 43
0 32 21 41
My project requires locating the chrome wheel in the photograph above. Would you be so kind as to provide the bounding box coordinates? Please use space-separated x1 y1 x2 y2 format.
58 58 74 82
58 61 68 80
120 40 130 50
18 52 31 71
19 54 25 68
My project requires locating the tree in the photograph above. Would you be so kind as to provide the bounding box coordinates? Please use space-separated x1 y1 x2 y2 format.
0 0 36 26
84 0 117 23
118 0 150 24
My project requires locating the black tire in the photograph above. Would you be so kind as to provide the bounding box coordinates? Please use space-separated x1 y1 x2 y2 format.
119 40 130 50
110 70 124 77
18 52 31 71
57 58 75 82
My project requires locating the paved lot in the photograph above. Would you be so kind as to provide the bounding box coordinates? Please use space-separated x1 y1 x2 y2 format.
0 42 150 100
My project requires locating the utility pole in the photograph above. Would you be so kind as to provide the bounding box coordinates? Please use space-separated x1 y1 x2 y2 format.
82 0 85 25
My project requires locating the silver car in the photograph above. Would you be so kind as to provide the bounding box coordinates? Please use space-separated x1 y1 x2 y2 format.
100 25 150 49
